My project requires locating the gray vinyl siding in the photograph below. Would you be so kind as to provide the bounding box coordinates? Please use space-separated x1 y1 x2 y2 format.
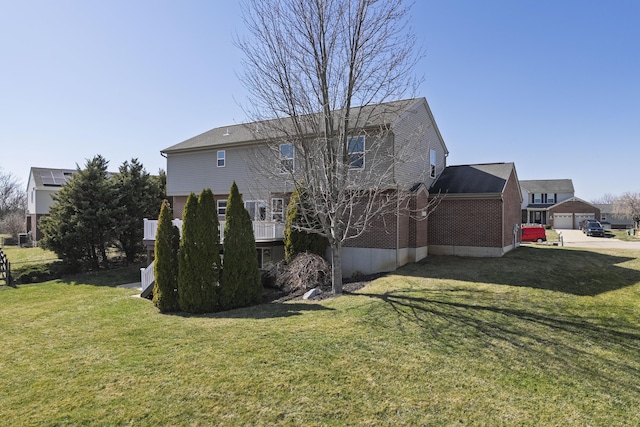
392 100 447 189
166 145 294 202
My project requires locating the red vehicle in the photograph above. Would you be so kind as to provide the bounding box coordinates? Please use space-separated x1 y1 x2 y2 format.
521 225 547 243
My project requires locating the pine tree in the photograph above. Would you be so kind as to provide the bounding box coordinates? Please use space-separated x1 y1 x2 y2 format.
220 182 262 310
178 192 200 312
195 188 221 312
284 187 328 262
112 159 165 264
153 200 180 312
40 155 116 270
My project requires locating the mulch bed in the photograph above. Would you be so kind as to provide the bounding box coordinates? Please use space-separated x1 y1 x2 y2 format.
263 272 387 303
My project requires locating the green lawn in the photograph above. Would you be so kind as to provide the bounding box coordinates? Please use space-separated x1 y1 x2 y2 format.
1 246 639 425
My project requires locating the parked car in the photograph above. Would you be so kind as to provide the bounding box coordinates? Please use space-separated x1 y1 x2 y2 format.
521 225 547 243
582 220 605 237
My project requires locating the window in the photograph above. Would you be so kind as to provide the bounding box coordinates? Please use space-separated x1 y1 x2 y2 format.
280 144 294 173
546 193 555 204
533 193 542 203
348 136 365 169
245 200 266 221
217 200 227 216
429 149 436 178
271 198 284 222
217 150 225 167
257 248 272 269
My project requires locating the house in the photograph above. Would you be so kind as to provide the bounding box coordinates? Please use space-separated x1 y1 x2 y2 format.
428 163 523 256
593 204 634 229
520 179 600 229
26 167 77 243
141 97 527 295
520 179 574 225
148 98 448 277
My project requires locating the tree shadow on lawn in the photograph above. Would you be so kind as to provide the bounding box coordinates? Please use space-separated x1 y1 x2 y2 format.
399 245 640 296
166 302 335 320
355 287 640 394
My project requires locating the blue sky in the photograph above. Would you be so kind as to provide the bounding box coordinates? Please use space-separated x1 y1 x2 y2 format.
1 0 638 202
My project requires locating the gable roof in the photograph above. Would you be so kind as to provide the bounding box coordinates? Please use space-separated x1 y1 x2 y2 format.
28 167 77 188
519 179 574 194
430 163 517 195
551 196 599 211
162 98 431 154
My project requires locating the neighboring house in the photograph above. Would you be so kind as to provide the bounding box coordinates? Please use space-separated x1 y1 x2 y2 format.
547 197 601 229
519 178 601 229
26 167 77 242
520 179 574 225
147 98 449 278
593 204 634 229
428 163 523 256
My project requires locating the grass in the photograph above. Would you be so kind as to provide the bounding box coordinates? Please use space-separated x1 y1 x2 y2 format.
610 229 640 242
1 246 639 425
1 244 59 267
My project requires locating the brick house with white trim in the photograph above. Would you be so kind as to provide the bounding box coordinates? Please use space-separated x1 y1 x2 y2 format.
141 98 524 293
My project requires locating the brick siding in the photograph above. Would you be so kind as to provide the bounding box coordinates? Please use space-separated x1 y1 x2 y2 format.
429 198 503 247
548 201 600 228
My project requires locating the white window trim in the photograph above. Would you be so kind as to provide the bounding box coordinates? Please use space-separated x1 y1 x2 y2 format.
217 150 225 168
279 144 294 174
271 198 284 222
217 200 227 216
245 200 267 221
348 135 365 170
429 149 436 179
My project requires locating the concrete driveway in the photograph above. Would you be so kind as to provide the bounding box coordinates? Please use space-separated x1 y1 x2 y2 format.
556 229 640 249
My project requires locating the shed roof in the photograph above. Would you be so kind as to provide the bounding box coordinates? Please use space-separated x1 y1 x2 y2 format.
430 163 516 195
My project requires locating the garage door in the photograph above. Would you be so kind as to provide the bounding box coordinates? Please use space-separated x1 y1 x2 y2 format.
553 213 573 229
575 213 595 229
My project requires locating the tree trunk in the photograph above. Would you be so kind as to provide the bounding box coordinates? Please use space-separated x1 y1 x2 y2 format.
331 242 343 294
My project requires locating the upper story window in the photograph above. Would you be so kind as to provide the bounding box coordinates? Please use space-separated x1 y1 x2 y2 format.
271 198 284 222
533 193 542 203
280 144 294 173
217 150 225 167
546 193 555 203
348 136 365 169
217 200 227 216
429 149 436 178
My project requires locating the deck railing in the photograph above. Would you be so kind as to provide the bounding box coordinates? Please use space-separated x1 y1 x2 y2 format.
140 260 155 296
143 219 284 242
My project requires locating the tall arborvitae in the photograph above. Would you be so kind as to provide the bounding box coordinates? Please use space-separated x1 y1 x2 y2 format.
284 187 328 262
220 182 262 310
196 188 221 312
153 200 180 312
178 192 200 313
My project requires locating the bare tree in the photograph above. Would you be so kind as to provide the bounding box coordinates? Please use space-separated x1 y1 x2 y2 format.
0 167 26 226
237 0 433 293
0 211 26 239
591 193 617 204
613 192 640 229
